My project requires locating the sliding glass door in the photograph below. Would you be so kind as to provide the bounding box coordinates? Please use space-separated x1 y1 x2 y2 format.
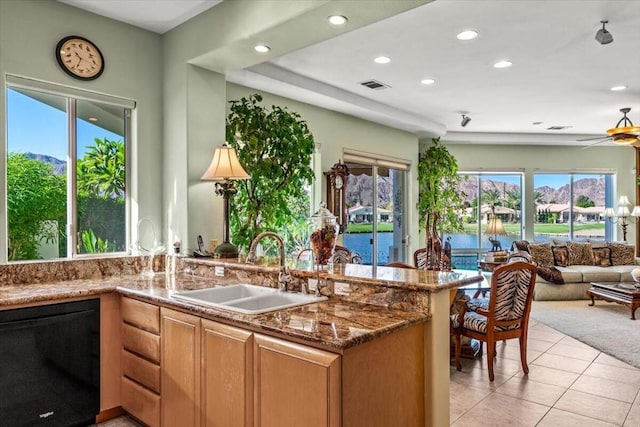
342 161 407 266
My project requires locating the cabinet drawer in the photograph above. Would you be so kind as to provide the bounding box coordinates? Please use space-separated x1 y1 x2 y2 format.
122 376 160 427
122 323 160 363
122 349 160 393
121 297 160 334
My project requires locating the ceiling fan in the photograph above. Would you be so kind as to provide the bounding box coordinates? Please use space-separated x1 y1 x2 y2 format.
580 108 640 148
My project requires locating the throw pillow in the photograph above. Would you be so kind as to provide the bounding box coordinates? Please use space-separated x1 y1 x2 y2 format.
528 242 554 267
552 246 569 267
608 242 636 266
567 241 594 265
592 247 612 267
510 240 530 253
536 265 565 284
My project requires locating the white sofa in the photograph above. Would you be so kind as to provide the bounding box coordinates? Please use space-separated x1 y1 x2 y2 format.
534 261 640 301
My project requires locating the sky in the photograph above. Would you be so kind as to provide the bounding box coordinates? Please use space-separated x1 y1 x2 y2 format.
7 88 122 160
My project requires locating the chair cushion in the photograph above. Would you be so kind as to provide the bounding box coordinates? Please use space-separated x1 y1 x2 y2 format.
554 266 584 283
450 313 461 329
462 311 520 333
466 298 489 312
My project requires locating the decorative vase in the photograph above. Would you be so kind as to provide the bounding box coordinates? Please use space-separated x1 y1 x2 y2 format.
309 202 339 267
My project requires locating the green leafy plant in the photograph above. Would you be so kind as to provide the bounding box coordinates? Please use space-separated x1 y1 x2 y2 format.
77 137 125 199
226 94 315 253
417 137 466 234
417 138 465 269
80 229 112 253
7 153 66 260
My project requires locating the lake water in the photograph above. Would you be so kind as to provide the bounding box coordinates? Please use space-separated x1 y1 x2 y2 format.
343 232 601 267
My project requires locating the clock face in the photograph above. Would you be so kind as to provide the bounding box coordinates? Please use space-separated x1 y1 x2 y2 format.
335 175 343 189
56 36 104 80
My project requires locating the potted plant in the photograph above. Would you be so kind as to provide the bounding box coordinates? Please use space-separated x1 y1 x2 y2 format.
417 137 466 269
226 94 315 256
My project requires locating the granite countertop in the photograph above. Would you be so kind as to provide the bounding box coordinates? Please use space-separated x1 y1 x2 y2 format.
0 273 429 351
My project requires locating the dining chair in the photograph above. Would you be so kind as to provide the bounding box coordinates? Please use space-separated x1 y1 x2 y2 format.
413 248 427 269
332 245 363 264
454 261 537 381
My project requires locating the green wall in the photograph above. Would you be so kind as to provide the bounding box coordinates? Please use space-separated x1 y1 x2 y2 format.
0 0 163 262
440 142 637 242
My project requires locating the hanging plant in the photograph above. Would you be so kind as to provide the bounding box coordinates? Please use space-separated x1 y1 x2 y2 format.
226 94 315 253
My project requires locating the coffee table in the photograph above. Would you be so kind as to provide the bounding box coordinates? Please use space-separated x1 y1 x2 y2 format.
588 282 640 320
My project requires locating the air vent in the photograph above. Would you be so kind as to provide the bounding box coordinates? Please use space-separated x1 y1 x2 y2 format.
360 79 391 90
547 126 572 131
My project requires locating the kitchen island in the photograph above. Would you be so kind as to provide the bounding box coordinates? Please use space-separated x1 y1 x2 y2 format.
0 256 482 426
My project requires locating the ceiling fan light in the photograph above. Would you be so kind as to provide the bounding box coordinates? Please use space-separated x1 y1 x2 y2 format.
612 134 638 145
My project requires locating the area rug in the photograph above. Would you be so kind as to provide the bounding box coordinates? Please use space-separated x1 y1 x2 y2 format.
530 300 640 369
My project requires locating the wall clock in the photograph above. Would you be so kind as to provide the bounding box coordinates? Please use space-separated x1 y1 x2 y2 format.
324 161 350 234
55 36 104 81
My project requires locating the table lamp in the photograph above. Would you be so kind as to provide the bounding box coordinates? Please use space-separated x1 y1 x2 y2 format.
485 206 506 252
201 144 250 258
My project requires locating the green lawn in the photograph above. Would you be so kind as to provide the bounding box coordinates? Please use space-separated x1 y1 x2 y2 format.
346 223 394 233
462 223 604 234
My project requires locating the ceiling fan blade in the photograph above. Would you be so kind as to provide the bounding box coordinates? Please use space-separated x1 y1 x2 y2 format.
577 135 608 141
580 138 611 150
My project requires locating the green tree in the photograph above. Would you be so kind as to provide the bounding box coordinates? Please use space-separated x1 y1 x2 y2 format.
226 94 315 252
417 137 465 234
77 137 125 199
7 153 66 260
482 189 502 207
77 137 126 253
576 194 595 208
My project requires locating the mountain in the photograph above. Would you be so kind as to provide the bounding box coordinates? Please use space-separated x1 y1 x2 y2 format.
458 177 605 206
344 174 605 209
24 153 66 175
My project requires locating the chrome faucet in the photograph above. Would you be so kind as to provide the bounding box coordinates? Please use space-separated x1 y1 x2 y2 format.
246 232 291 292
295 248 324 297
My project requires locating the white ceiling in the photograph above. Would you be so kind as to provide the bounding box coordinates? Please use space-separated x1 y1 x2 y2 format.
57 0 222 34
58 0 640 146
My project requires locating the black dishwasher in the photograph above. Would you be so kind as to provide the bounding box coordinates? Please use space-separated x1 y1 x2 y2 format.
0 299 100 426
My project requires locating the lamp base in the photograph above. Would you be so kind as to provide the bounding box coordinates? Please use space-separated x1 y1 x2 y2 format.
215 242 239 259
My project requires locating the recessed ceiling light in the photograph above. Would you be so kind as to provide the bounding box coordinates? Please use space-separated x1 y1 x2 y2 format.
532 121 543 125
254 44 271 53
327 15 348 25
610 85 628 91
374 56 391 64
456 30 478 40
420 79 435 85
493 60 512 68
88 117 98 122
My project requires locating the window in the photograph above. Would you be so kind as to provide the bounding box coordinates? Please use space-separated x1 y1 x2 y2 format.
533 173 612 243
445 172 523 270
341 150 409 266
5 78 132 262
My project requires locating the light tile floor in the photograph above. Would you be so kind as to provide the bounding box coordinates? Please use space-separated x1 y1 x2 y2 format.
450 318 640 426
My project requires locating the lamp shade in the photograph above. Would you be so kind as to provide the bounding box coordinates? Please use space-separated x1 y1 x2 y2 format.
631 206 640 217
485 217 506 235
201 145 250 181
604 207 615 218
618 195 631 206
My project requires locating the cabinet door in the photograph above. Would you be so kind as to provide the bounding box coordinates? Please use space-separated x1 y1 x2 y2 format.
253 334 341 427
161 308 201 427
201 319 253 427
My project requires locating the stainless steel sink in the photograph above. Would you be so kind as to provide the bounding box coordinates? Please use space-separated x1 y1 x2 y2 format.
171 284 327 314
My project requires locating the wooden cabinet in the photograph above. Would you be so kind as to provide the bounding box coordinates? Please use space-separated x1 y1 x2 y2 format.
161 307 201 427
120 297 161 427
253 334 341 427
201 319 253 427
119 297 424 427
